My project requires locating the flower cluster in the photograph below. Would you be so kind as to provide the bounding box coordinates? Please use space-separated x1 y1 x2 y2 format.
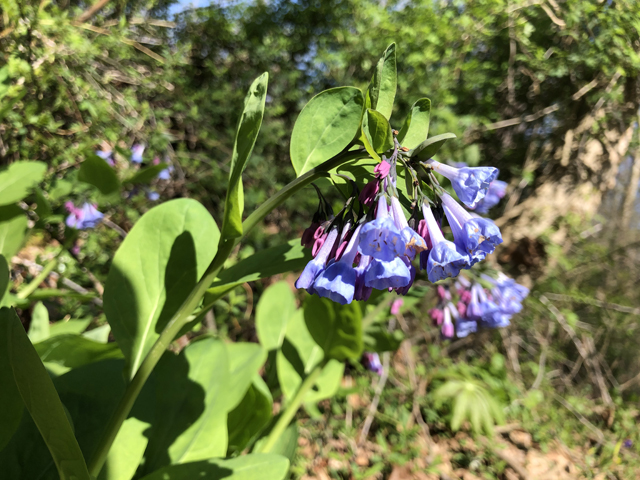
296 151 506 305
65 202 104 230
430 274 529 338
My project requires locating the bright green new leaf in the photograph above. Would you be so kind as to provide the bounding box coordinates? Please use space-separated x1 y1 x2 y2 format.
362 109 394 160
0 307 91 480
397 98 431 150
256 281 297 350
221 72 268 239
104 198 219 379
304 296 364 361
276 310 344 405
290 87 365 176
49 317 92 337
365 43 397 120
0 205 28 259
138 453 290 480
82 324 111 343
0 254 8 303
78 153 120 195
410 132 457 161
28 302 50 343
124 163 169 185
0 161 47 206
227 375 272 454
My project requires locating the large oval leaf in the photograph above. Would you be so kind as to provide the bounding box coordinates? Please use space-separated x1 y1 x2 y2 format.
78 154 120 195
410 132 457 161
0 307 91 480
365 43 397 120
0 161 47 206
362 108 394 161
104 198 219 379
397 98 431 150
138 453 290 480
256 281 296 351
290 87 364 176
0 205 27 259
227 376 272 454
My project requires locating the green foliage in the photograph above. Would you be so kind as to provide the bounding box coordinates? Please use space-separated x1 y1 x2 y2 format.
227 376 273 454
104 199 220 379
290 87 365 176
365 43 397 120
410 132 457 161
0 255 8 303
397 98 431 150
78 154 120 195
0 205 27 259
362 109 394 161
27 302 50 343
255 281 296 351
0 162 47 206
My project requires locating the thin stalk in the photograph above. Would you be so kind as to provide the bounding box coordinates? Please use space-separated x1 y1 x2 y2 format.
87 148 368 477
257 358 328 454
16 246 69 300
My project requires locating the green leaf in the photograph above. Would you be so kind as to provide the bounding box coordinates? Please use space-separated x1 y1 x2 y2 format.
34 188 52 219
256 281 297 351
28 301 50 343
221 72 268 239
276 310 344 404
138 453 290 480
397 98 431 150
0 308 23 451
227 376 272 455
0 254 8 303
0 161 47 206
253 424 298 463
303 296 363 361
49 317 92 337
226 342 268 410
78 153 120 195
365 43 397 120
35 335 123 374
206 240 311 301
104 198 220 379
362 109 394 160
290 87 365 176
363 322 404 353
82 324 111 343
124 163 169 186
0 205 28 258
98 417 149 480
409 132 457 161
0 307 91 480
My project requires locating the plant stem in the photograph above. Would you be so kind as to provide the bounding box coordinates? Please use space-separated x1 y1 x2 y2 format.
87 149 368 477
257 358 328 454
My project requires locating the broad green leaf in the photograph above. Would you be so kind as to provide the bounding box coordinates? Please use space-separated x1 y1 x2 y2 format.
98 417 149 480
78 153 120 195
255 281 296 350
365 43 397 120
206 240 310 300
0 205 27 258
410 132 457 161
49 317 92 337
0 307 90 480
0 161 47 206
0 254 8 303
276 310 344 404
304 296 363 361
227 376 272 454
104 198 219 379
290 87 365 176
124 163 169 185
221 72 268 239
138 453 290 480
363 322 404 353
0 307 23 451
35 335 123 374
28 301 50 343
226 342 267 410
82 324 110 343
397 98 431 150
34 188 52 219
253 423 298 464
362 109 394 160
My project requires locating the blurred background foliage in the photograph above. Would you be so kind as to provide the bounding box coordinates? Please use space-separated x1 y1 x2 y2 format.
3 0 640 477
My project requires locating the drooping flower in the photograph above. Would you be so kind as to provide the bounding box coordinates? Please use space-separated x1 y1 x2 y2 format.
65 202 104 230
455 318 478 338
359 197 406 261
295 226 339 292
131 144 145 164
426 159 498 208
359 161 391 207
441 306 454 338
467 283 499 320
471 180 507 214
429 307 445 326
313 225 362 304
364 257 412 290
422 202 468 282
96 150 114 166
354 254 373 301
389 196 428 260
481 273 529 315
362 352 383 375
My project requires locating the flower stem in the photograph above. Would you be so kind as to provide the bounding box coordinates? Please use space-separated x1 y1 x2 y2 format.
87 148 368 477
257 358 328 454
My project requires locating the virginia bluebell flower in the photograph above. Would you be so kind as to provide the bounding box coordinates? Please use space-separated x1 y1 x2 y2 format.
354 254 373 301
426 160 498 208
467 283 499 320
422 202 468 282
131 144 145 164
96 150 114 166
295 226 339 292
65 202 104 229
441 306 454 338
482 273 529 315
359 197 406 261
390 196 428 260
364 257 412 290
455 318 478 337
471 180 507 214
313 225 362 304
362 352 383 375
147 190 160 201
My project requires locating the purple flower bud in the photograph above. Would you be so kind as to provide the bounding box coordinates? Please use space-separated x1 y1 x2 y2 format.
131 144 145 164
429 308 444 326
390 299 404 315
362 352 383 375
441 308 454 338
